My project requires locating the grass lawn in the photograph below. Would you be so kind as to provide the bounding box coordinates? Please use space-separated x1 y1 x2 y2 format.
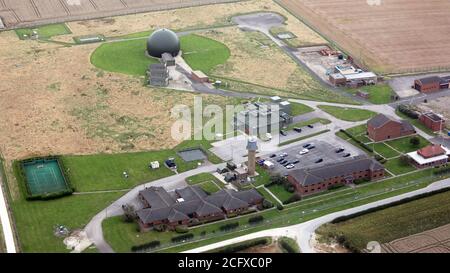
256 187 280 206
385 135 430 154
251 166 271 187
186 173 221 185
316 189 450 251
198 181 222 194
265 184 293 204
91 34 230 76
318 105 377 122
289 102 314 116
346 124 368 136
181 35 230 74
12 192 123 252
345 84 394 104
383 158 416 175
62 139 220 193
372 143 400 159
15 23 71 39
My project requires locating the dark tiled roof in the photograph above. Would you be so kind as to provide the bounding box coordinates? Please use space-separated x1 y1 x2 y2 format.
418 76 441 85
139 187 175 209
288 157 385 186
137 186 262 224
367 114 397 128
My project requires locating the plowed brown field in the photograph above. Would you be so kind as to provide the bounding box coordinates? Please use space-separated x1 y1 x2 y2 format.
276 0 450 74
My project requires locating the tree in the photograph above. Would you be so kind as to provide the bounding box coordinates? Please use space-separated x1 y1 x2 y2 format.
122 204 137 222
269 174 285 185
410 136 421 147
399 155 411 166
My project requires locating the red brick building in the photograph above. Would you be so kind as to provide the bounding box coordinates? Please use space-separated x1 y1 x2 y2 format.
287 156 385 196
407 144 450 169
414 76 441 93
419 112 445 132
367 114 416 142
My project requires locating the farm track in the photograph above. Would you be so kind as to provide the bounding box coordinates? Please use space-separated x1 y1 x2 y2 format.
58 0 71 16
28 0 41 18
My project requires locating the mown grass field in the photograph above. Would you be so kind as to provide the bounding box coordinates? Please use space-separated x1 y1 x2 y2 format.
12 192 123 253
15 23 71 39
316 190 450 251
385 135 430 154
344 84 394 105
265 184 293 204
290 102 314 116
91 34 230 76
318 105 377 122
383 158 416 175
62 139 221 193
372 143 399 159
186 173 221 185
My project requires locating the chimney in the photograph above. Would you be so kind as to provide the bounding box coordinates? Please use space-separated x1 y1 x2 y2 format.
246 136 258 176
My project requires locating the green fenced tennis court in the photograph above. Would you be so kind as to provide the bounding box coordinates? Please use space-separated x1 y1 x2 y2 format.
22 159 71 197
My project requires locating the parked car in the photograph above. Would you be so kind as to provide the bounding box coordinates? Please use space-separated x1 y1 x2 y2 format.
343 153 351 158
257 159 265 166
280 152 288 158
277 158 284 163
335 148 345 153
307 124 314 128
303 143 311 148
308 144 316 149
292 160 300 164
280 130 287 136
286 164 295 169
293 127 302 133
299 149 309 155
265 133 273 141
315 158 323 164
270 154 277 158
283 162 291 167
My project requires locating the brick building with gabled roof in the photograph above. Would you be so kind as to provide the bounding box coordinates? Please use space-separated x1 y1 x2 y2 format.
136 185 263 231
407 144 450 169
287 156 385 196
367 114 416 142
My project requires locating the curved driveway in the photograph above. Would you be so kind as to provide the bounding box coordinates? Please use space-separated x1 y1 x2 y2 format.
85 163 222 253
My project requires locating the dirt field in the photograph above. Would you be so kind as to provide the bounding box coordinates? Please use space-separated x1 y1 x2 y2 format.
203 27 310 90
382 224 450 253
0 0 241 29
417 98 450 129
276 0 450 74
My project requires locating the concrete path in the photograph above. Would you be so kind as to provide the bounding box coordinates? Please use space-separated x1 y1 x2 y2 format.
183 178 450 253
85 163 223 253
0 167 16 253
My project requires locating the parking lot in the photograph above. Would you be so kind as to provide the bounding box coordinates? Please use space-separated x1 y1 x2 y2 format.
262 140 362 175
